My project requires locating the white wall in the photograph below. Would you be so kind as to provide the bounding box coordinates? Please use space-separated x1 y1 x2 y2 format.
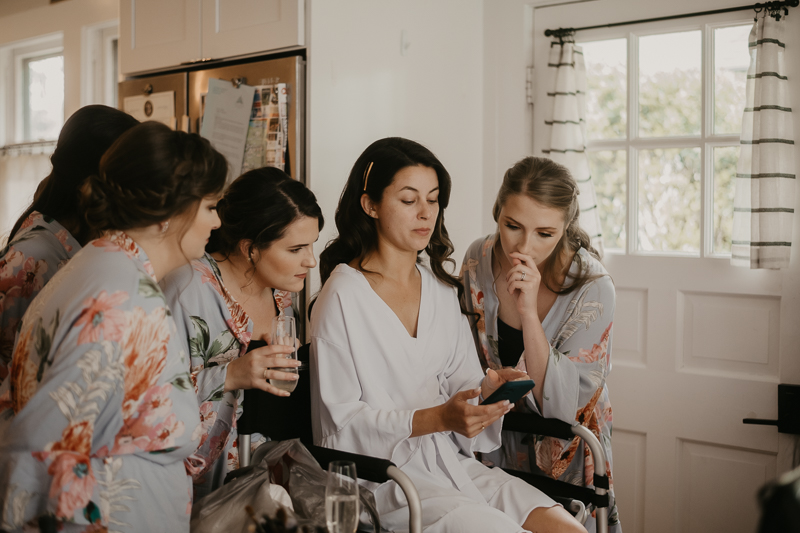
306 0 484 293
0 0 117 120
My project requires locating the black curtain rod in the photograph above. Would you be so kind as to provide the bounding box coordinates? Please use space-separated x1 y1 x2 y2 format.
544 0 799 37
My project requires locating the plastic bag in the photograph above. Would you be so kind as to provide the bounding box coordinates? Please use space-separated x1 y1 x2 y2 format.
191 439 379 532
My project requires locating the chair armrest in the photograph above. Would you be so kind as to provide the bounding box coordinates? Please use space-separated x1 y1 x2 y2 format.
306 445 422 533
501 411 609 533
306 444 396 483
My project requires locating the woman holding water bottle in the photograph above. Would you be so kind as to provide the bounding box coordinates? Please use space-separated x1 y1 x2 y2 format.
160 167 323 499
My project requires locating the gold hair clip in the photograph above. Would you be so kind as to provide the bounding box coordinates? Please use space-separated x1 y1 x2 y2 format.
363 161 374 191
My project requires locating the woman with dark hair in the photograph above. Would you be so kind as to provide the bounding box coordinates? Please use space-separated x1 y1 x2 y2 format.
0 105 139 382
160 167 323 498
311 138 583 532
461 156 620 532
0 121 227 532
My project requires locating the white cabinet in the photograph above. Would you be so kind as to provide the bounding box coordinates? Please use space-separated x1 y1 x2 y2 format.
120 0 304 75
202 0 304 60
119 0 202 75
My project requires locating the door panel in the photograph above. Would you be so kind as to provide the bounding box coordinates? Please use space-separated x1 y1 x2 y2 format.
676 440 776 533
612 429 647 533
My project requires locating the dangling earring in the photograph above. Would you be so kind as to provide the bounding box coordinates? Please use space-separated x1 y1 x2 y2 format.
160 220 170 235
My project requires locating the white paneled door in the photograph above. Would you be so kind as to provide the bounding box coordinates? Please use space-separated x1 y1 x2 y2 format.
533 2 800 532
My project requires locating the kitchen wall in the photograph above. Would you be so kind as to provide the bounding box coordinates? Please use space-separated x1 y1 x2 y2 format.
306 0 486 293
0 0 117 120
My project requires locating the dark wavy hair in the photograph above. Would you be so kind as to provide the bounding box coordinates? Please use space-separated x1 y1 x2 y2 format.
319 137 464 305
80 122 227 235
493 156 602 294
9 105 139 243
207 166 324 272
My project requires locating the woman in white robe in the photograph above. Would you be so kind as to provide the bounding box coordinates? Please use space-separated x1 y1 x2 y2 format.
310 138 585 533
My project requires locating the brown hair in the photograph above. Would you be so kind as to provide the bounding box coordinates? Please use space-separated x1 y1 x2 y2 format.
9 105 139 244
493 156 601 294
319 137 465 308
80 122 227 236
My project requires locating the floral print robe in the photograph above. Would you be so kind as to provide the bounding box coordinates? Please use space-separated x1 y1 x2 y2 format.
461 234 621 532
160 253 292 499
0 231 202 532
0 212 81 383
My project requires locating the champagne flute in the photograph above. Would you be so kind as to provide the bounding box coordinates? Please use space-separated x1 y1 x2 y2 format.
269 315 298 393
326 461 359 533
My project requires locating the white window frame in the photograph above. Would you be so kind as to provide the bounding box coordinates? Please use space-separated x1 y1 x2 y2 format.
0 32 64 147
81 19 120 108
578 15 753 258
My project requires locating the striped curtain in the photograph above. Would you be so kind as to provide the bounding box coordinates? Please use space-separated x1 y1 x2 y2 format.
731 13 795 269
543 38 604 257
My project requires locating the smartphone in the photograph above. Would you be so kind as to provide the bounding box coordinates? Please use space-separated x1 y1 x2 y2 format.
480 379 535 405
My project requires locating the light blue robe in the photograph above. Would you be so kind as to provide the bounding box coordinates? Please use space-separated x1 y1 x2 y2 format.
0 231 201 532
0 212 81 384
160 253 293 499
461 234 621 532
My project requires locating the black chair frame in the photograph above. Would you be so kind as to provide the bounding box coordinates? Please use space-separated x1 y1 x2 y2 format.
237 344 608 533
501 411 610 533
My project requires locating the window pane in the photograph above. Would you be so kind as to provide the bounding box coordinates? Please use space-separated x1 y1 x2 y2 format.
25 54 64 141
638 147 701 252
713 146 738 253
588 150 627 250
714 25 751 135
582 39 627 140
639 31 701 137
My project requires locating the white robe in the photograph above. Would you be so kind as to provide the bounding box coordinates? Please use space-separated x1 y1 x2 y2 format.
310 264 557 533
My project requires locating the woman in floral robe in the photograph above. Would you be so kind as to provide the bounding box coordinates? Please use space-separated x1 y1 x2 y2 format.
462 157 621 532
161 167 323 498
0 106 138 382
0 122 227 532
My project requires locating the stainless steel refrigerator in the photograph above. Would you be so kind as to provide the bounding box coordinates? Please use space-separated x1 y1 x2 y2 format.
117 53 309 332
118 53 305 185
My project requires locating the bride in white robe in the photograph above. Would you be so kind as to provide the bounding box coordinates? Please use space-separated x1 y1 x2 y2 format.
310 137 585 533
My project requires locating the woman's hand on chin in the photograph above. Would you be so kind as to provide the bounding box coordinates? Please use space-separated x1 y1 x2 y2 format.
224 343 299 396
506 252 541 321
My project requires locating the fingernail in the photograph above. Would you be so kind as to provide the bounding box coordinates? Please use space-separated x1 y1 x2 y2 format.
503 400 510 406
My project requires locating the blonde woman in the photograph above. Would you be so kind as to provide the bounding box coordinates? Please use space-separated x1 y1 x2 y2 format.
462 156 620 532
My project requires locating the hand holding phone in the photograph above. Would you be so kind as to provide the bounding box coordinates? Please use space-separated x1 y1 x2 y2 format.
480 379 535 405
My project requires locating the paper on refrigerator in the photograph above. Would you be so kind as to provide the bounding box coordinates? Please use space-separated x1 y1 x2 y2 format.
241 83 289 174
200 78 256 181
123 91 176 128
241 88 266 173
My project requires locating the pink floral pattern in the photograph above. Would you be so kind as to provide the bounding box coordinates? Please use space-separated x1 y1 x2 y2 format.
161 252 295 499
0 230 200 531
0 212 80 383
75 291 130 345
461 233 621 530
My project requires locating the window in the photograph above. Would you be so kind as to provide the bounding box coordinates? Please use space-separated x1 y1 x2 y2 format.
580 22 751 256
23 52 64 142
0 32 64 146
